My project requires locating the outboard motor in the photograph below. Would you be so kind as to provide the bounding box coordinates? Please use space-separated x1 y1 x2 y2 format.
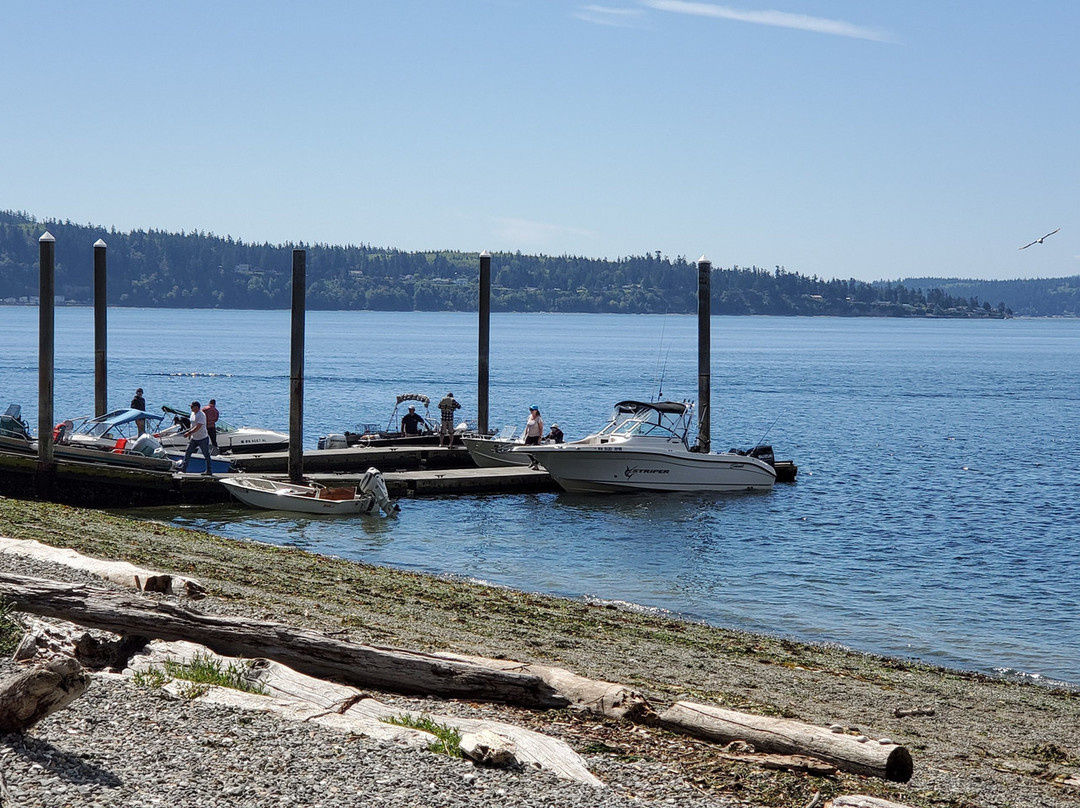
748 444 775 467
318 433 348 450
357 467 400 517
131 433 165 458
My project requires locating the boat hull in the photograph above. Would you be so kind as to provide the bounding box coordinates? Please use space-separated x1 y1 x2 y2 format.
220 477 383 515
158 429 288 455
523 445 776 494
461 435 531 468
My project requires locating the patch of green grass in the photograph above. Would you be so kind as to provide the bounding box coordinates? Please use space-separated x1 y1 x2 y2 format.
381 713 462 757
132 668 170 689
162 652 266 695
134 652 266 697
0 599 23 656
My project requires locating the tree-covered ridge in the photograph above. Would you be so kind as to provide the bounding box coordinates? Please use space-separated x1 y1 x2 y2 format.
895 276 1079 318
0 209 1042 317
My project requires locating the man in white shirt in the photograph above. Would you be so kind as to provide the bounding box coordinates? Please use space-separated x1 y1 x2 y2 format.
178 401 214 475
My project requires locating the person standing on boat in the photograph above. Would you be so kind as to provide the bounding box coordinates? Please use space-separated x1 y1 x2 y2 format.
178 401 214 475
401 405 424 436
203 399 220 450
437 393 461 446
131 388 146 435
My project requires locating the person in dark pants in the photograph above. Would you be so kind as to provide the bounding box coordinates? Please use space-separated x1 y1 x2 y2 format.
131 388 146 435
178 401 214 475
203 399 220 450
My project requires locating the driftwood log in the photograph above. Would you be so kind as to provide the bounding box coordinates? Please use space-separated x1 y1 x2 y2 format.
425 651 656 723
1 572 912 783
0 657 89 733
828 797 916 808
660 701 913 783
127 640 602 786
0 537 204 598
0 573 625 711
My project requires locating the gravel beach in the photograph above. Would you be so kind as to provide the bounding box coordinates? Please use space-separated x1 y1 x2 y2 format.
1 497 1078 808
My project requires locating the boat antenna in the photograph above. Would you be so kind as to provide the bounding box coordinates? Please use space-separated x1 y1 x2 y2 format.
754 413 782 448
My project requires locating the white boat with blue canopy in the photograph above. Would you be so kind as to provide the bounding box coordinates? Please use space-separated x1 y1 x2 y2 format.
515 400 776 494
55 408 232 473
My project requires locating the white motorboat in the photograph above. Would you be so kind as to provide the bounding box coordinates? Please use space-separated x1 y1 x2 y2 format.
220 468 399 517
51 407 231 473
516 400 777 494
158 405 289 455
50 408 178 472
461 425 532 468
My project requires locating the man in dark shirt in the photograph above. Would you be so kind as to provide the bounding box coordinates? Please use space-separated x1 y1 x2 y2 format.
401 405 424 436
131 388 146 435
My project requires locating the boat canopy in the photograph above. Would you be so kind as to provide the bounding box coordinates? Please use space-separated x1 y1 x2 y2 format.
69 408 164 438
395 393 430 407
83 408 163 428
613 400 689 416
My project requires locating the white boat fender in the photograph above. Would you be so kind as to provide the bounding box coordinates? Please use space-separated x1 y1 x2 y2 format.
357 467 399 516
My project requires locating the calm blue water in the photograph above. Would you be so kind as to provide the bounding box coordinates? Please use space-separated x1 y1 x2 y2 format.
3 307 1079 686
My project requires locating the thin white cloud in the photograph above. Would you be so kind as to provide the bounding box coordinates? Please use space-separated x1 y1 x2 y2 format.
495 217 597 247
574 5 647 28
643 0 891 42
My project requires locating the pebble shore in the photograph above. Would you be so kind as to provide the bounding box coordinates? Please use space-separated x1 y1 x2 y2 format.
1 499 1079 808
0 552 733 808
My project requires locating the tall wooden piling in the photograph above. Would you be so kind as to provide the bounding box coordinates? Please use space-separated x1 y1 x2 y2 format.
93 239 108 416
37 232 56 484
288 249 306 482
696 255 711 453
477 250 491 435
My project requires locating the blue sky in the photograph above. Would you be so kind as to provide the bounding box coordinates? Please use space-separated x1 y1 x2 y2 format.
4 1 1077 282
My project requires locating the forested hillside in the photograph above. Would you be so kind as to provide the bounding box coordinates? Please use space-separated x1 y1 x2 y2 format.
0 210 1032 317
896 276 1079 318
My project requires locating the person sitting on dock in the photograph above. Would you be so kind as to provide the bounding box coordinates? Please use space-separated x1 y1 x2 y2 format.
544 423 564 443
177 401 214 476
438 392 460 446
401 405 424 436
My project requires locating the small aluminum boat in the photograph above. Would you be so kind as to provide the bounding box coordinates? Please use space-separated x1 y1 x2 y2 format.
220 468 399 517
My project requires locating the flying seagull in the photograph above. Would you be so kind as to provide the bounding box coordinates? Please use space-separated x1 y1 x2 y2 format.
1019 228 1060 250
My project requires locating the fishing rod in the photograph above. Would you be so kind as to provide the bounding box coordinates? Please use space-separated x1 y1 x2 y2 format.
754 412 782 448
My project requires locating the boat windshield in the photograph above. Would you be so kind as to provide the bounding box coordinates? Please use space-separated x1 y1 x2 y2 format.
604 401 692 443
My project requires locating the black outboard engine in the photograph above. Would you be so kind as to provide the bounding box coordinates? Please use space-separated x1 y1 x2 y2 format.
748 444 775 467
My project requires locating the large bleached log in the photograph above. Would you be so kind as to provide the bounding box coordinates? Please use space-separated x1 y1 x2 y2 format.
0 537 205 599
828 797 916 808
0 573 572 709
126 641 602 786
428 651 656 723
0 657 89 732
660 701 912 783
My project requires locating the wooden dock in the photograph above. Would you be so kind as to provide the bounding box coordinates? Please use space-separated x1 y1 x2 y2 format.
0 448 795 508
230 445 474 474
